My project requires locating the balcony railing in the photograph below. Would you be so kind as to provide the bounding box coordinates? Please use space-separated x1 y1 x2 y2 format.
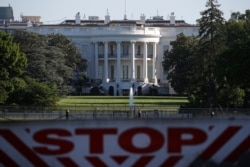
135 54 143 58
121 54 130 58
98 54 152 59
98 54 104 58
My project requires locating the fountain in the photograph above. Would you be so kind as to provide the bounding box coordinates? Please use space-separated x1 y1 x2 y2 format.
129 83 135 118
129 86 134 108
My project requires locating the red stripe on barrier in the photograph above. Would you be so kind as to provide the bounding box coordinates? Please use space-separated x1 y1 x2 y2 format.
0 149 19 167
223 135 250 163
111 155 128 165
132 155 154 167
199 126 241 160
160 156 183 167
57 157 79 167
85 156 108 167
0 129 49 167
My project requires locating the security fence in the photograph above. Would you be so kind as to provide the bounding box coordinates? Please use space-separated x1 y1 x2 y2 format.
0 106 250 120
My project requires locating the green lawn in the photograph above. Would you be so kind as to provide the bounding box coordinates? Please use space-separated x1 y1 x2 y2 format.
56 96 188 111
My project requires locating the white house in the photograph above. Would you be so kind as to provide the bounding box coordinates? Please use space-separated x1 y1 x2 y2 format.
27 12 199 95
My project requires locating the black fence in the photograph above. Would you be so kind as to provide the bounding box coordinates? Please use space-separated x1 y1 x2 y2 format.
0 106 250 120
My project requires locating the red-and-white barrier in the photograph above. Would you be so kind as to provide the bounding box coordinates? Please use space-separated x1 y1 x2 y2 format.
0 119 249 166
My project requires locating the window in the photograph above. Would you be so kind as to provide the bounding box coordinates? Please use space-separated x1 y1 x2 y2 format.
147 44 153 57
82 45 88 58
137 45 141 55
163 45 169 54
136 65 141 79
110 45 115 56
98 44 104 55
148 66 153 80
110 65 114 79
98 65 103 79
123 65 129 79
163 69 168 80
122 44 129 56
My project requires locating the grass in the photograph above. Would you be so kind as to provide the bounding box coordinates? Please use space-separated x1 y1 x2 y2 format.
56 96 188 111
0 96 188 121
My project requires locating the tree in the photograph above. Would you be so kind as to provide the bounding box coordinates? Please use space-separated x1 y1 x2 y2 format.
12 30 46 53
47 33 88 95
13 31 88 96
162 33 198 94
26 46 73 95
8 77 59 106
194 0 226 108
0 30 27 104
216 10 250 107
47 34 85 70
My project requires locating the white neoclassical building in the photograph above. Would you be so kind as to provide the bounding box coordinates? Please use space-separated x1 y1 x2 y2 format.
27 12 199 96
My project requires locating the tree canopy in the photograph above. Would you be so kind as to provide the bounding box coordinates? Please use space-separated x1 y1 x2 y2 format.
0 30 27 104
13 31 88 97
216 9 250 107
195 0 226 108
0 30 88 106
162 33 198 94
163 1 250 108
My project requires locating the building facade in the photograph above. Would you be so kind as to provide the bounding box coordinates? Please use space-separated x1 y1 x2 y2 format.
27 12 199 95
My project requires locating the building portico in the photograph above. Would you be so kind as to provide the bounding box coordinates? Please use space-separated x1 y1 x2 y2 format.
91 38 159 95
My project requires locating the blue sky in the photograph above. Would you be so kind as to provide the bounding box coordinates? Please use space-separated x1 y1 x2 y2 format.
1 0 249 24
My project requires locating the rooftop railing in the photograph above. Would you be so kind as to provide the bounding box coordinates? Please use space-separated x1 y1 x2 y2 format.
29 27 161 36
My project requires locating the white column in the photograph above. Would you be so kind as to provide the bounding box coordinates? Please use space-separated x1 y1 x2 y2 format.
131 41 135 82
153 42 157 85
94 42 98 79
116 41 121 96
143 42 148 83
104 41 109 82
116 41 121 83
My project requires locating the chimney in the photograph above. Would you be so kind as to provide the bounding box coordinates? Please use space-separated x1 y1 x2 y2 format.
231 12 238 21
140 14 146 24
75 12 81 24
105 9 110 24
170 12 175 25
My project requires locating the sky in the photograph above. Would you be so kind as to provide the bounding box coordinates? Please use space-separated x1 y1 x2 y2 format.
1 0 250 24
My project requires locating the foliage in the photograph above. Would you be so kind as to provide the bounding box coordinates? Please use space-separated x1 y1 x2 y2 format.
90 87 104 95
162 33 198 94
12 30 46 53
27 46 73 95
216 9 250 107
0 30 89 106
194 0 226 108
7 77 59 106
197 0 225 49
47 34 86 70
72 74 89 95
163 1 249 108
13 31 88 97
0 30 27 104
47 34 88 95
217 84 245 108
